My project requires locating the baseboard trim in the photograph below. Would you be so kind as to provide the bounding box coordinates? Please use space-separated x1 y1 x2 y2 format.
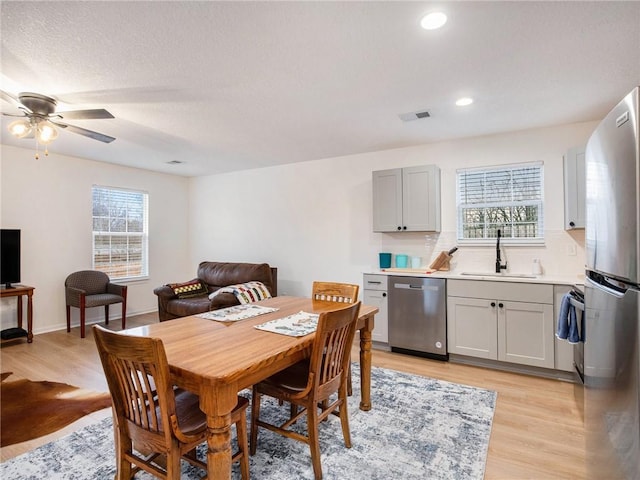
449 354 578 382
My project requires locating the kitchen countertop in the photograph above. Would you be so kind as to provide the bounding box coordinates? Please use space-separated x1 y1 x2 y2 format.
365 269 584 286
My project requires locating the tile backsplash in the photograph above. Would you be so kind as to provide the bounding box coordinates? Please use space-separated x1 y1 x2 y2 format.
379 229 585 278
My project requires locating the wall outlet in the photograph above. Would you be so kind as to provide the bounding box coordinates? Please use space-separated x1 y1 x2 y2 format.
566 244 577 256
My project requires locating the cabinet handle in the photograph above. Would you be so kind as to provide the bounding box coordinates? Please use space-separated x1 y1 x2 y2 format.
569 221 575 227
382 292 387 297
402 226 407 230
498 303 504 308
367 281 382 285
397 226 402 231
491 302 496 307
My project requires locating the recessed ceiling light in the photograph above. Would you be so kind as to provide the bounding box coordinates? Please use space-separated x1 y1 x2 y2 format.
455 97 474 107
420 12 447 30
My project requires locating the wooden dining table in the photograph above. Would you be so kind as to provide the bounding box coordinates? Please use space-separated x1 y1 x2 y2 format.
123 295 378 480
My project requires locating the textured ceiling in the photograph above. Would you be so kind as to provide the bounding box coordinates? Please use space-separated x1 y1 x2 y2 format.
1 1 639 177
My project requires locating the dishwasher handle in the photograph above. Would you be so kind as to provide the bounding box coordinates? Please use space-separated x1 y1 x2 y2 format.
393 283 440 292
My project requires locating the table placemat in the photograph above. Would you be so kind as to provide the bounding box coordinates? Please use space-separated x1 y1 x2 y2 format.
196 304 278 322
255 311 319 336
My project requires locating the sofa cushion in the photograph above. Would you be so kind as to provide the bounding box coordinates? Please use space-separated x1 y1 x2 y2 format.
166 296 213 318
169 279 208 299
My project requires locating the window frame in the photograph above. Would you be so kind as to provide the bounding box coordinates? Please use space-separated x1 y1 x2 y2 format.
456 162 544 246
92 185 149 281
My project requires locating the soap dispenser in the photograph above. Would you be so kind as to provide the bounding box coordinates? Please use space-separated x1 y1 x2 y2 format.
532 258 542 275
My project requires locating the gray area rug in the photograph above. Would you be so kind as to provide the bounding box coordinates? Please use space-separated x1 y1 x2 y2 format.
1 364 496 479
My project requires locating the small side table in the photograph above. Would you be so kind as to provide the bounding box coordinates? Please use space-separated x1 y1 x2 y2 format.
1 285 34 343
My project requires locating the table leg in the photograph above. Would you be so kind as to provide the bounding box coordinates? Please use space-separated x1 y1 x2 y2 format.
359 315 374 411
26 291 33 343
202 385 237 480
16 296 23 329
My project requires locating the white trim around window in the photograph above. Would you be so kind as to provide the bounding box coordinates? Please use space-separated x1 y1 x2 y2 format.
456 162 544 245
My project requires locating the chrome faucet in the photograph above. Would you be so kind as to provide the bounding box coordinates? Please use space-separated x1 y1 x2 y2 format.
495 229 507 273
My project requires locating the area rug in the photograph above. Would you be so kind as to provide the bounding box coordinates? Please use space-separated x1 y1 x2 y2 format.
0 365 496 479
0 372 112 447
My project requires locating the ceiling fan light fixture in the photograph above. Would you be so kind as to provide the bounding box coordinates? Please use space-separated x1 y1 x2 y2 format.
35 120 58 144
8 119 32 138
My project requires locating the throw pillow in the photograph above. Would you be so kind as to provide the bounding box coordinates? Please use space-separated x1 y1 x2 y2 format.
169 280 208 299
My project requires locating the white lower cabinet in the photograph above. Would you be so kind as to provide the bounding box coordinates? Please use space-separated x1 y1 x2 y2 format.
447 280 555 369
363 274 388 344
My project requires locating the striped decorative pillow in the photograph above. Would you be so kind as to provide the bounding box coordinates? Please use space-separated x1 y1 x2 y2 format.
209 281 272 304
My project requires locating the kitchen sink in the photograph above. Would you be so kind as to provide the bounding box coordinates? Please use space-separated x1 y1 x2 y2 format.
459 271 538 279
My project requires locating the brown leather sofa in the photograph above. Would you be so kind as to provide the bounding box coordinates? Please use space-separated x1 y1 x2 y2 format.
154 261 278 322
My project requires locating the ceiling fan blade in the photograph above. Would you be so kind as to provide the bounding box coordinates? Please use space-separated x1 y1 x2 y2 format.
0 90 31 113
52 121 115 143
2 112 26 117
57 108 115 120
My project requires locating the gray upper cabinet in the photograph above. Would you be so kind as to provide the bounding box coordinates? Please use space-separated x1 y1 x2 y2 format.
564 146 586 229
372 165 441 232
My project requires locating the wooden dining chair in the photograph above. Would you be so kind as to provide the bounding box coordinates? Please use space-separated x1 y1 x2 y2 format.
312 281 360 395
93 325 250 480
311 281 359 305
250 301 361 480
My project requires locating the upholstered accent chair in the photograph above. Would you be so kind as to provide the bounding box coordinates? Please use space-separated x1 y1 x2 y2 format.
93 325 250 480
65 270 127 338
250 301 361 480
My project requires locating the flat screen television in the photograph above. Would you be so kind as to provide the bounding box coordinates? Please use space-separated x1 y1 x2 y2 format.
1 229 21 288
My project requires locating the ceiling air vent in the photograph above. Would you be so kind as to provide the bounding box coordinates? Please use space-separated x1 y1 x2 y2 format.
398 109 431 122
167 160 183 165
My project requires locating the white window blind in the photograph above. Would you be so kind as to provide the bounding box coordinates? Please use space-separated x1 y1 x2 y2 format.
92 186 149 279
456 163 544 243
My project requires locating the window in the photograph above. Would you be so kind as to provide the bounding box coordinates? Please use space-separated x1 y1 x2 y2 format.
456 163 544 243
92 186 149 279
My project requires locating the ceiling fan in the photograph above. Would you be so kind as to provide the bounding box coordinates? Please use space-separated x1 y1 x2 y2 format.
1 90 116 157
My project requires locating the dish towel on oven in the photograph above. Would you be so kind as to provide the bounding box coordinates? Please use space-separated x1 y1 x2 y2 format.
556 292 580 344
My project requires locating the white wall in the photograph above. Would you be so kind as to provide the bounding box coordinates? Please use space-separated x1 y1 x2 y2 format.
190 121 598 296
1 120 597 334
0 144 191 334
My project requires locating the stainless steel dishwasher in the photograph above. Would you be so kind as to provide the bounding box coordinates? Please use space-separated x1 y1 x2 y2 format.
388 276 447 360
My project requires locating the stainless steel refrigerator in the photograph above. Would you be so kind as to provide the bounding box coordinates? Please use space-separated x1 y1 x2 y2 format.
584 86 640 479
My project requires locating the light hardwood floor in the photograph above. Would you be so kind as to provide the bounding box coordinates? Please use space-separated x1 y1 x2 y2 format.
0 312 586 478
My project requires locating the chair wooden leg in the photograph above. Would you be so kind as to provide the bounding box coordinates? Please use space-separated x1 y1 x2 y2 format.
105 304 110 325
250 388 261 455
347 360 353 396
80 296 86 339
116 429 133 480
166 447 182 480
338 385 352 448
307 401 323 480
66 305 71 332
121 299 127 330
236 408 250 480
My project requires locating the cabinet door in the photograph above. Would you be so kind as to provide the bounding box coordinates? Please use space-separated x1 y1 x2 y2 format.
363 289 388 344
498 301 554 368
402 165 441 232
447 296 497 359
372 168 403 232
564 146 586 229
